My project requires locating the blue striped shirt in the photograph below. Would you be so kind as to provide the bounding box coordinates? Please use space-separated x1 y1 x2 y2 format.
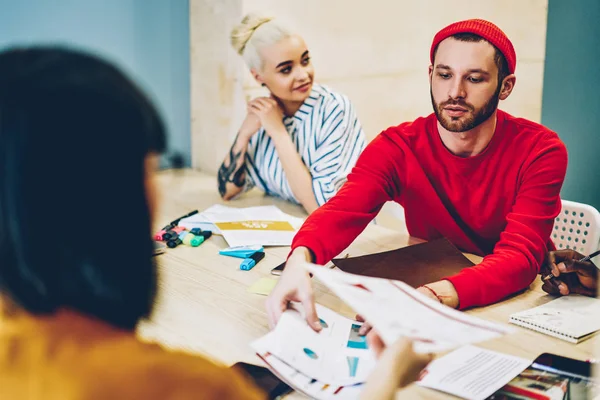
242 84 366 206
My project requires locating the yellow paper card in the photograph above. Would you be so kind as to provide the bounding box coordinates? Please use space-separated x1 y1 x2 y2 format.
248 277 278 296
215 220 295 231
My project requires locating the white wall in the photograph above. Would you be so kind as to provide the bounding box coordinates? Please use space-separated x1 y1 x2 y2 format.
190 0 548 173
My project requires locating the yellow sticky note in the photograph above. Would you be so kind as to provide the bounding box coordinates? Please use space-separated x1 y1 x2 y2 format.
216 220 295 231
248 277 278 296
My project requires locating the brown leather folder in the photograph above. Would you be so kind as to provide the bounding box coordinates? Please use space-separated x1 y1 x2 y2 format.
331 238 474 288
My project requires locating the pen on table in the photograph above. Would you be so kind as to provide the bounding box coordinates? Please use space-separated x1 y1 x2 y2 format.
240 251 265 271
160 209 199 230
542 249 600 281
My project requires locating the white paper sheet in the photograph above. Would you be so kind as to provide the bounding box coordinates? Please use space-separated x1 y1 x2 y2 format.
253 330 364 400
305 265 514 354
252 304 376 386
178 212 221 233
417 346 530 400
180 205 304 247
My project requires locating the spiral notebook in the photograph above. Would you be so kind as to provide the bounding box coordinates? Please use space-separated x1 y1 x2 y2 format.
509 295 600 343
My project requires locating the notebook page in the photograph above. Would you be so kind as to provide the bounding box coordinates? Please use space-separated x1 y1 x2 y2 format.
509 295 600 339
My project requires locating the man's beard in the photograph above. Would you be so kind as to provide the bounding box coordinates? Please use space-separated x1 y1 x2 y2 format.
431 83 501 132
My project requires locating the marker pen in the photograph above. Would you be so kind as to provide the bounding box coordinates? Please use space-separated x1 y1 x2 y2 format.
158 211 197 238
162 226 185 241
179 231 203 247
154 229 167 241
169 210 198 226
160 223 175 231
219 245 264 259
198 231 212 240
240 251 265 271
167 237 182 248
161 230 177 241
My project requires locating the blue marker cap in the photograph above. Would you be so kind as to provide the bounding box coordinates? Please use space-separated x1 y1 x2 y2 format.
240 251 265 271
220 245 264 259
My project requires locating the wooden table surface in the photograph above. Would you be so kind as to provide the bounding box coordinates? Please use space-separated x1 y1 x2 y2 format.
137 169 598 399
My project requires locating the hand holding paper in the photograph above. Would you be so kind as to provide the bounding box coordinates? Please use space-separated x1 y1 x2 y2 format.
256 261 516 399
305 264 513 353
266 247 322 332
361 334 433 399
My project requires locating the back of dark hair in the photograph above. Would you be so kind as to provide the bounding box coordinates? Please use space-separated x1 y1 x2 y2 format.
0 47 167 330
433 32 510 86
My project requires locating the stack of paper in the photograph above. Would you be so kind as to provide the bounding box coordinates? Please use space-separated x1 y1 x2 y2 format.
252 267 517 398
178 205 304 247
251 304 373 399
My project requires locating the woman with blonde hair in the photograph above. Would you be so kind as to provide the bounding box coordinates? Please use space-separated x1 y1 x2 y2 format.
218 14 366 213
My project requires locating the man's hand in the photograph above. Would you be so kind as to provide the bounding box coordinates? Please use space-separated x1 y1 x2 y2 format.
541 249 598 297
265 247 322 332
417 280 459 308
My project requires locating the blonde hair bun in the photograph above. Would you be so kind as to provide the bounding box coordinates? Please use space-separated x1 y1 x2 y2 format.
230 14 293 70
230 14 274 56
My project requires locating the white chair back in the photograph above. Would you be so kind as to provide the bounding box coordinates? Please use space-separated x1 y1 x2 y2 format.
552 199 600 255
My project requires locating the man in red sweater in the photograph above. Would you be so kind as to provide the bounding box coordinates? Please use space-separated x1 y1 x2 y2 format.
266 19 568 332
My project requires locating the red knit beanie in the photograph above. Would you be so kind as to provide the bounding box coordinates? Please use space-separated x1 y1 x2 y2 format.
430 19 516 74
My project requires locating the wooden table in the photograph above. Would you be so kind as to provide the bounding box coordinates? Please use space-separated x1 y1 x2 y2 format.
138 169 599 399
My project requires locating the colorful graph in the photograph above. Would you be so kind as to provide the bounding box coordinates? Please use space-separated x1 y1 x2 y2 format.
346 356 359 377
347 324 368 349
303 347 319 359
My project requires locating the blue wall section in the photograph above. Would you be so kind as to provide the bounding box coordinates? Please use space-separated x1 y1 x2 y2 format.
0 0 190 166
542 0 600 210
